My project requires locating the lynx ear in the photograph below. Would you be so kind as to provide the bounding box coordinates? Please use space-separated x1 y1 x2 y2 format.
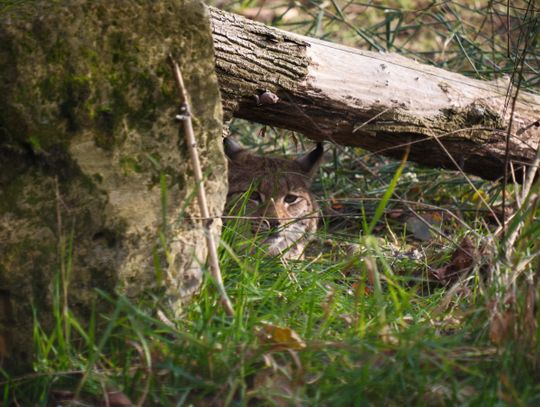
223 137 244 160
297 142 324 177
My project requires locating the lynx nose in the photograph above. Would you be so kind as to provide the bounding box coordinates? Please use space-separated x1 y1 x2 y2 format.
259 217 280 233
267 217 280 230
262 199 282 231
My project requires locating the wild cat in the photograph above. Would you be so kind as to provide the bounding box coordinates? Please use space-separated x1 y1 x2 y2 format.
224 138 323 259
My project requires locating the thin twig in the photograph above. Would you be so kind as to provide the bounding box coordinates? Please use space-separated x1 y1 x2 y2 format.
168 54 234 316
501 1 536 236
516 119 539 135
503 144 540 257
509 162 521 207
353 108 391 133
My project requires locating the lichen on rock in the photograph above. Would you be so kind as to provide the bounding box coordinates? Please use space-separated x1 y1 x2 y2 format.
0 0 226 370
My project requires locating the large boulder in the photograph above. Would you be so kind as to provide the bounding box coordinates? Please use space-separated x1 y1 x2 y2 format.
0 0 226 370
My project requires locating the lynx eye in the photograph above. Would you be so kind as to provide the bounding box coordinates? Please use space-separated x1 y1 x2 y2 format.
284 194 300 204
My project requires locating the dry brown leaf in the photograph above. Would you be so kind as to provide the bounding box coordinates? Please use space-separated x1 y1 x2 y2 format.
406 213 442 241
431 237 477 283
498 373 520 405
0 334 7 361
523 280 537 343
379 325 399 345
248 346 304 406
423 383 477 406
50 389 76 404
352 282 372 296
339 313 353 326
50 389 134 407
386 209 405 219
251 366 300 407
258 323 306 351
321 287 335 317
100 390 134 407
50 388 133 406
489 312 507 345
363 257 377 286
488 297 516 345
330 198 344 210
422 383 451 406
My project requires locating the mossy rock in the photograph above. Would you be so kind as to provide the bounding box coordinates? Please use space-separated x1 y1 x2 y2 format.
0 0 226 371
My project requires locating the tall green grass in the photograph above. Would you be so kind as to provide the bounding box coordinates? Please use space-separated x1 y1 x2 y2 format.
4 206 538 404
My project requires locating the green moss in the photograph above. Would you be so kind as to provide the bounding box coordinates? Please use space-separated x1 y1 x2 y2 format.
0 0 226 372
27 136 42 153
80 47 99 64
0 178 25 216
44 37 69 65
119 156 143 175
437 102 503 142
92 173 103 184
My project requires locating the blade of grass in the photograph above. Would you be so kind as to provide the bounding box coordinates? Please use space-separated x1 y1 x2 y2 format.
367 148 409 234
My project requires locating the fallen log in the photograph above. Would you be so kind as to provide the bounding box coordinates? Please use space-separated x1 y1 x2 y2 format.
209 7 540 182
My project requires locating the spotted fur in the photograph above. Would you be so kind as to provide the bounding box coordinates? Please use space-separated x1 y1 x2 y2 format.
224 138 323 259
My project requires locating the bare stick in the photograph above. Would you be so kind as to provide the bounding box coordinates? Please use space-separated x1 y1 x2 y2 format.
168 54 234 316
504 144 540 259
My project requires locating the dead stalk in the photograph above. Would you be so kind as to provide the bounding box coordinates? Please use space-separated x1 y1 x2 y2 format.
503 144 540 258
168 54 234 316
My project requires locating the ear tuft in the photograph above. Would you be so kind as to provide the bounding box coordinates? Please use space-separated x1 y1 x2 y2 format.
297 143 324 177
223 137 244 160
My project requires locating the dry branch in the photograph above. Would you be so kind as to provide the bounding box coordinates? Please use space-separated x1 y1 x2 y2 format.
209 7 540 182
169 55 234 316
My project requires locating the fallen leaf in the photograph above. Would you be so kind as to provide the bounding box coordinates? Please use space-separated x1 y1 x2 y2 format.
498 373 520 405
422 383 451 406
488 294 516 345
363 256 377 286
100 390 134 407
352 282 372 296
250 366 300 407
330 197 344 210
423 383 477 406
523 280 537 342
406 213 442 241
50 388 134 407
50 389 76 404
248 346 304 406
431 237 477 283
0 334 7 361
386 209 404 219
258 323 306 350
379 324 399 345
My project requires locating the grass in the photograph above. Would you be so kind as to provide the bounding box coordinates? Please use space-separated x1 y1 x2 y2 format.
4 133 538 405
3 0 540 405
4 228 539 405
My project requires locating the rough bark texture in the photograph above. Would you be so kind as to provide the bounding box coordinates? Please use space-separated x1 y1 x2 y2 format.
210 7 540 181
0 0 226 371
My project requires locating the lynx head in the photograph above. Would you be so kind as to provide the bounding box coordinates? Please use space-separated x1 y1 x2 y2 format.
224 138 324 259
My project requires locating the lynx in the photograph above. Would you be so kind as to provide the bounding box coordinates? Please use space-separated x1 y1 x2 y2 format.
224 138 323 260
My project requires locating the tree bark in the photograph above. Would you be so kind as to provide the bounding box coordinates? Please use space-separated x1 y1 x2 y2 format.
209 7 540 182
